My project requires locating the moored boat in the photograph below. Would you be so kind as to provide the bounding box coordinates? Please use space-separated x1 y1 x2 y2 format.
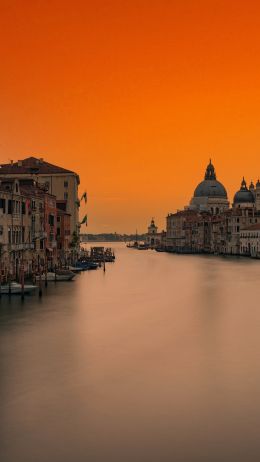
75 261 99 270
69 266 82 273
137 243 149 250
0 282 37 295
36 270 76 281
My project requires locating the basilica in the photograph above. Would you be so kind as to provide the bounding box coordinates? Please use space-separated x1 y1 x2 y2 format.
165 160 260 257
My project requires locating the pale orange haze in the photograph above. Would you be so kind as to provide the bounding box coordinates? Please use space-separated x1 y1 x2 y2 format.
1 0 260 232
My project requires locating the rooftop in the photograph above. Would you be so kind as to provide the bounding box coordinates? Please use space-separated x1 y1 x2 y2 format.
0 157 78 177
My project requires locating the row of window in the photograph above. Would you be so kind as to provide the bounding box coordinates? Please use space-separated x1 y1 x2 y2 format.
0 198 45 214
8 227 25 244
3 226 70 246
241 246 259 253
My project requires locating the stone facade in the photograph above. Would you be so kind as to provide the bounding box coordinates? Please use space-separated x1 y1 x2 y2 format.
146 219 161 248
0 177 74 279
0 157 80 245
240 224 260 257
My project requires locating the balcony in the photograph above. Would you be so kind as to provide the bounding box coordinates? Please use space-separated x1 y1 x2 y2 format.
10 243 35 251
34 231 47 239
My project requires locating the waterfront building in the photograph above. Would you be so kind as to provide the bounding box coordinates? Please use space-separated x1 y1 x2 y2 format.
0 175 79 279
19 179 58 268
0 178 34 278
166 161 260 258
240 224 260 257
0 178 57 277
0 157 80 245
146 218 161 248
57 207 71 264
166 209 212 253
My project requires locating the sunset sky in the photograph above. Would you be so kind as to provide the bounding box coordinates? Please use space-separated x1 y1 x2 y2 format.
1 0 260 232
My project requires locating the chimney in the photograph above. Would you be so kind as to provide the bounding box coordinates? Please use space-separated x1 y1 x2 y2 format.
18 160 23 167
39 157 44 163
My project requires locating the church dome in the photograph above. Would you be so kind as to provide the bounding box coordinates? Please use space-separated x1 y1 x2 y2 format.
193 160 227 198
233 178 255 204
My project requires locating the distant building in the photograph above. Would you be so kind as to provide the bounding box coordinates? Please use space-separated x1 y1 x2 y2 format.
240 224 260 257
166 161 260 257
189 159 229 213
146 218 165 249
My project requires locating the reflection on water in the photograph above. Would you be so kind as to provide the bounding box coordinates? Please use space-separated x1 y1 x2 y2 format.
1 244 260 462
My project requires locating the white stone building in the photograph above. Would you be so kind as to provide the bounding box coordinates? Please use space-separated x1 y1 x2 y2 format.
146 218 163 249
240 224 260 257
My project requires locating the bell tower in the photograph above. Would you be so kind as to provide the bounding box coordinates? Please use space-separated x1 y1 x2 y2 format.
148 218 158 235
204 159 216 180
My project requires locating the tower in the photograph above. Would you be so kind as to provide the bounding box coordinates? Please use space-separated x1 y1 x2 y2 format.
148 218 158 235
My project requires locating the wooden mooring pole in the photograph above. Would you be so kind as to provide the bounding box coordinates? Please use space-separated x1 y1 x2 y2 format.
39 269 42 298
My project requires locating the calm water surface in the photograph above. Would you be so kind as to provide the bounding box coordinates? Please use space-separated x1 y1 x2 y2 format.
1 243 260 462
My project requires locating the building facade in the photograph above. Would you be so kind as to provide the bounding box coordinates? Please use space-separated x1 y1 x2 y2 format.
0 175 77 280
0 157 80 246
240 224 260 257
146 218 162 248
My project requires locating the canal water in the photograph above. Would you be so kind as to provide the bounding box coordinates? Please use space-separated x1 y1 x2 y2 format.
1 243 260 462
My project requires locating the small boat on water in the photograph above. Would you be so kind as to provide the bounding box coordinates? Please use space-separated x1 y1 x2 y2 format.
127 241 139 248
89 247 115 262
36 270 76 281
0 282 37 295
137 243 149 250
75 261 99 270
69 266 82 273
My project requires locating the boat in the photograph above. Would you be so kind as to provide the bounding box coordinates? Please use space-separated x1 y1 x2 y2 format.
75 261 99 270
89 247 115 262
0 282 37 295
86 262 99 270
69 266 82 273
36 270 76 281
126 240 139 248
137 243 149 250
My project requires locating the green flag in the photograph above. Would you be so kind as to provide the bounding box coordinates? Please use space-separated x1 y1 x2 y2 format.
81 214 88 226
81 191 87 204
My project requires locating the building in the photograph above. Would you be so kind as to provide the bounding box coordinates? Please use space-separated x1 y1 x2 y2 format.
19 178 58 268
0 177 59 279
56 207 71 264
146 218 161 248
240 224 260 257
0 178 34 279
166 161 260 258
189 160 229 213
0 157 80 246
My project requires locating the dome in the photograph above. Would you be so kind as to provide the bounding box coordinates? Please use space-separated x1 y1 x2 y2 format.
193 160 227 198
233 178 255 204
194 180 227 198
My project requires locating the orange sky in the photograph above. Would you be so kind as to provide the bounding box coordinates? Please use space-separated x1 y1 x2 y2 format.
1 0 260 233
